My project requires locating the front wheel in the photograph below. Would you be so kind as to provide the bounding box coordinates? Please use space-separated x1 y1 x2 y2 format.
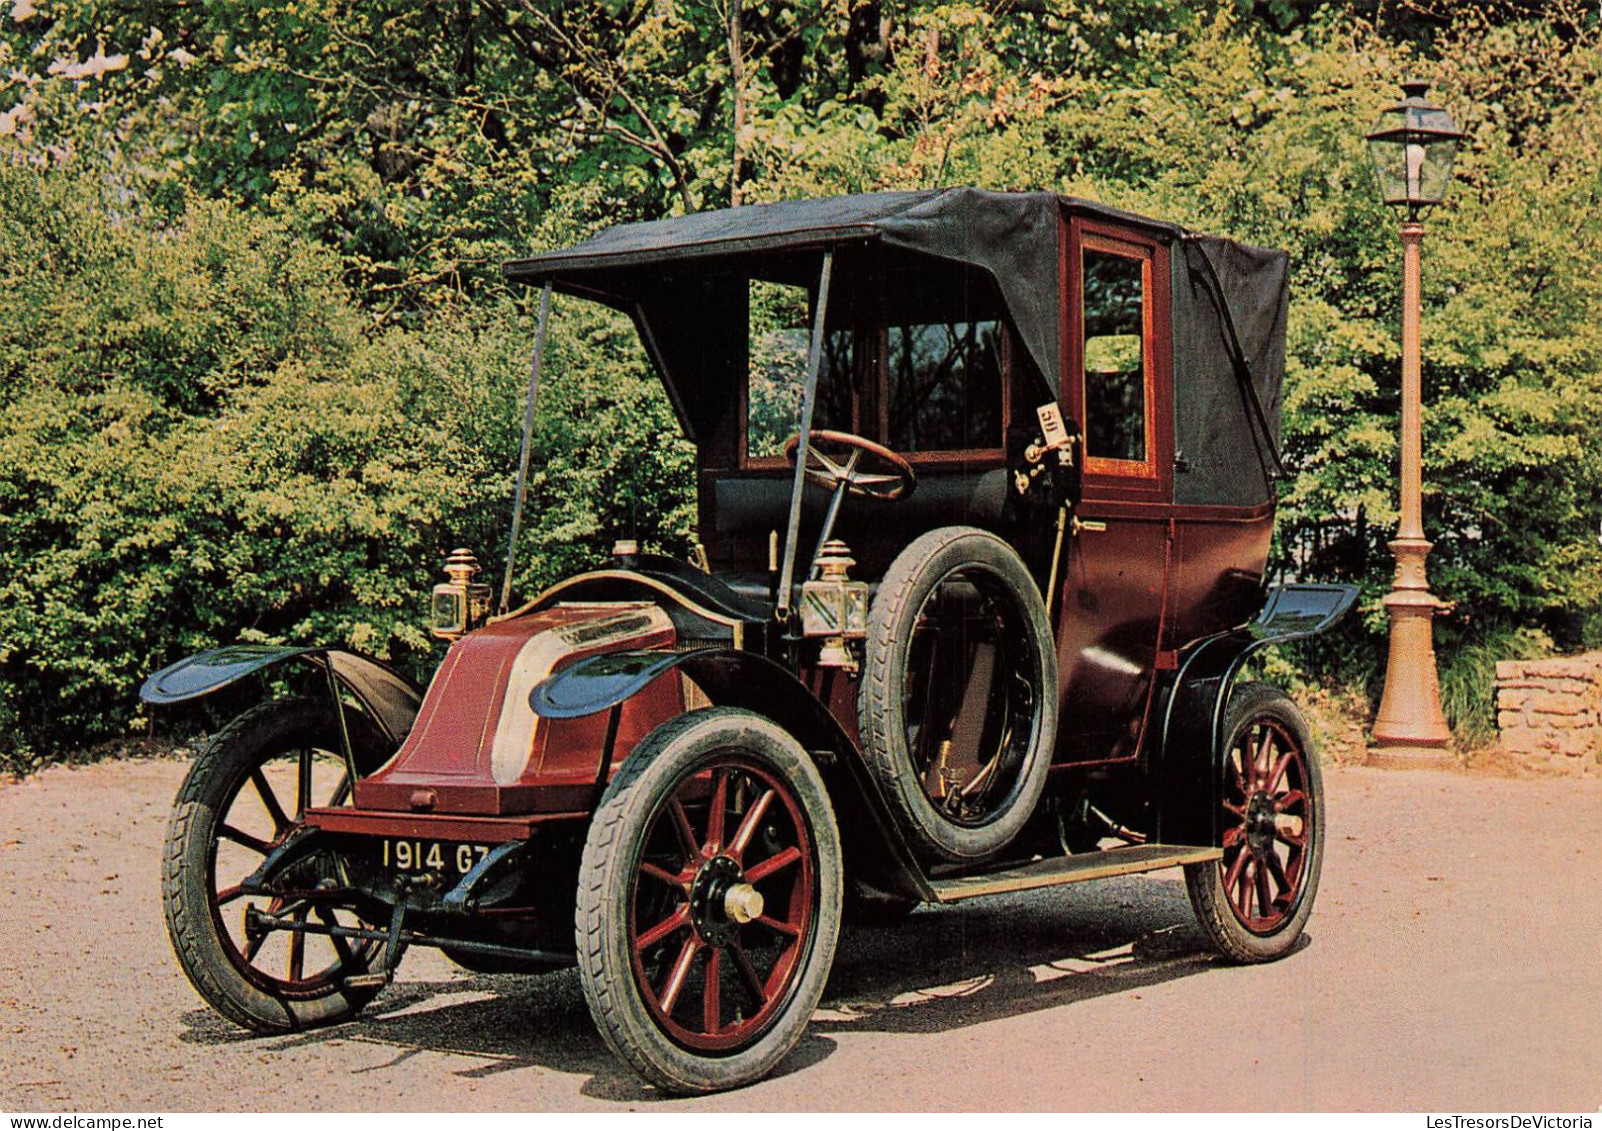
576 708 843 1094
1184 682 1324 963
161 697 390 1032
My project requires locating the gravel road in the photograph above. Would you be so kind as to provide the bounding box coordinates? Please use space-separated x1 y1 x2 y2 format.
3 756 1599 1112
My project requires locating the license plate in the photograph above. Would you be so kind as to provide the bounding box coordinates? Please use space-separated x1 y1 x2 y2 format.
381 838 490 876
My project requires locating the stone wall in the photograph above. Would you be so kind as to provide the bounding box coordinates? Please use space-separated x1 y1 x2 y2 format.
1495 652 1602 775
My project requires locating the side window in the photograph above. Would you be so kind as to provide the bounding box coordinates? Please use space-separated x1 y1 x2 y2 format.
1081 247 1150 467
745 279 854 460
886 320 1004 453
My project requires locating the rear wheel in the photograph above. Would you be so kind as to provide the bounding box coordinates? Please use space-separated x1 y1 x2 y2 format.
1184 682 1324 963
162 697 389 1032
576 708 842 1094
859 526 1058 862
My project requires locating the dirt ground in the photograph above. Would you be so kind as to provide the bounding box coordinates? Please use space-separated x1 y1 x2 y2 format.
2 755 1599 1112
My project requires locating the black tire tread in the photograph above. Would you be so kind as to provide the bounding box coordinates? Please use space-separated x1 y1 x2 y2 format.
575 707 842 1094
1183 681 1324 964
858 525 1057 862
161 697 383 1033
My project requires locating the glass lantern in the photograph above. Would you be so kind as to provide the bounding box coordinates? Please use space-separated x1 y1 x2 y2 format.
1366 80 1463 216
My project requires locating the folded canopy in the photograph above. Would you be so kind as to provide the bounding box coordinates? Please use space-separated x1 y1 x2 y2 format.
503 187 1289 508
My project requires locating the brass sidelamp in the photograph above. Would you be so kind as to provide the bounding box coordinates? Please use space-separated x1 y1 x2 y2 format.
799 539 868 670
431 548 492 642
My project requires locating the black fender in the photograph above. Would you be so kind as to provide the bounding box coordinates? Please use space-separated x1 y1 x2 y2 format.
1152 583 1359 846
531 648 935 901
140 644 422 746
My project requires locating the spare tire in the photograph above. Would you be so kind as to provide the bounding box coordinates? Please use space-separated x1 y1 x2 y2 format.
858 526 1058 862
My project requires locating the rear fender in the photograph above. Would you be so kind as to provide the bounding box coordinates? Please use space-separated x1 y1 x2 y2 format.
532 648 934 901
1153 583 1358 846
140 644 422 745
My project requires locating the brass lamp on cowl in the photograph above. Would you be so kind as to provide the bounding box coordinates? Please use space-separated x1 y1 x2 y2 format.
1364 80 1462 768
431 548 492 642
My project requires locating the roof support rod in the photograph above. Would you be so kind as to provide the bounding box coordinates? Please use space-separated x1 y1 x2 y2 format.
500 281 552 614
775 250 834 625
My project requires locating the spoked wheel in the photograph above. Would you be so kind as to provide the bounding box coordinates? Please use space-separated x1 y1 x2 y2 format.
577 708 842 1094
1185 682 1324 963
162 697 390 1032
859 526 1057 862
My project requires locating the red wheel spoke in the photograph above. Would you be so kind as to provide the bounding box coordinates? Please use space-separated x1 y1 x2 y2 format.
1254 860 1273 919
1222 800 1247 819
1252 728 1273 788
702 947 722 1035
1273 789 1306 813
667 799 700 862
250 770 290 835
1266 749 1294 794
635 906 690 952
1263 848 1292 903
1276 829 1307 849
657 937 701 1015
705 769 729 853
219 824 272 855
756 914 801 938
728 788 776 859
215 884 245 906
287 909 307 982
1234 857 1254 913
1221 826 1245 849
729 939 768 1007
639 861 686 888
1223 847 1250 893
744 845 801 883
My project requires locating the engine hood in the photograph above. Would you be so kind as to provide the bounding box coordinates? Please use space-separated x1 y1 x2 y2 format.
353 602 679 816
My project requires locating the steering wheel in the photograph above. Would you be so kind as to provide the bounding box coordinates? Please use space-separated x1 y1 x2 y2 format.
782 430 916 501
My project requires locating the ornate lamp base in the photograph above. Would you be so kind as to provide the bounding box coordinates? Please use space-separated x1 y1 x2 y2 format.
1369 537 1456 769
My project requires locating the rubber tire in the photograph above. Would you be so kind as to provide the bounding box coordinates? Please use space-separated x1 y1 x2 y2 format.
162 697 389 1033
859 526 1058 862
575 707 843 1095
1184 682 1325 963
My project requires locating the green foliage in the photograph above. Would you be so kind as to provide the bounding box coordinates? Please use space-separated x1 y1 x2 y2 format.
1 1 1599 763
1437 623 1552 748
0 163 691 770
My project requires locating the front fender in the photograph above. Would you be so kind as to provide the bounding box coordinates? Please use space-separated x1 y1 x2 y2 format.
532 648 935 901
140 644 422 745
1153 583 1358 845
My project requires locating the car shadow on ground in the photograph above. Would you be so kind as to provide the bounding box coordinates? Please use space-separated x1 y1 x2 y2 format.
815 875 1290 1036
177 873 1301 1102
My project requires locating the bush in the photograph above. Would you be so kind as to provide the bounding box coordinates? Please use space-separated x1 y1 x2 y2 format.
0 163 693 771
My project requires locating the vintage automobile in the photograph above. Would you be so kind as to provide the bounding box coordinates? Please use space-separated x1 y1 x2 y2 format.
145 188 1356 1094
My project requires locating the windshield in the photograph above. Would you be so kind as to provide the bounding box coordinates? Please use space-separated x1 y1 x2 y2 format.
743 275 1007 463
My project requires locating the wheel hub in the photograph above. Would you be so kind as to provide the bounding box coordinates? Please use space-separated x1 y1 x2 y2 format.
1244 791 1277 854
688 855 753 946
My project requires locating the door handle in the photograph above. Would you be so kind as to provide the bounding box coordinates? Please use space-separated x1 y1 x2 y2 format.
1071 516 1108 536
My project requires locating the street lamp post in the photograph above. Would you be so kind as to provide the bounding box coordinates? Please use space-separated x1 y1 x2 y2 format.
1365 80 1463 768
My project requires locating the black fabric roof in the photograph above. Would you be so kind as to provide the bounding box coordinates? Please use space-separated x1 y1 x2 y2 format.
503 188 1289 507
505 188 1185 401
505 188 1182 277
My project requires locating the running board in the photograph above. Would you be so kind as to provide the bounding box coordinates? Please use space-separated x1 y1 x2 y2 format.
930 844 1222 904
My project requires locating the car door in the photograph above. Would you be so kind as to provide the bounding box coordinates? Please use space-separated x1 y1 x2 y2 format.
1054 219 1175 764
